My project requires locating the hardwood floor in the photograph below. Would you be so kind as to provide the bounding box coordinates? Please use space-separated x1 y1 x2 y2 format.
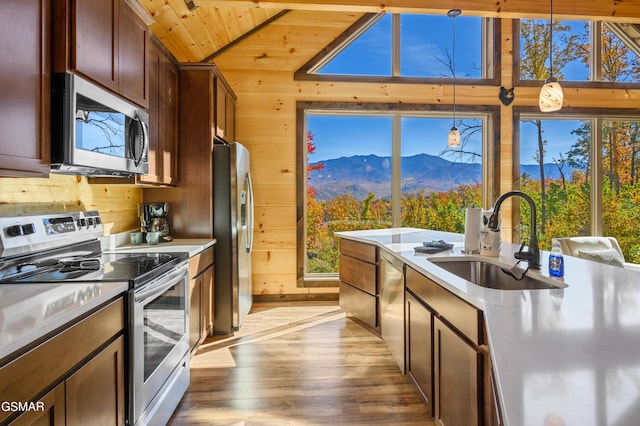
168 301 433 425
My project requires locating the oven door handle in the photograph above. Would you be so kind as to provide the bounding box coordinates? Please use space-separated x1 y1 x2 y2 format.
134 263 188 303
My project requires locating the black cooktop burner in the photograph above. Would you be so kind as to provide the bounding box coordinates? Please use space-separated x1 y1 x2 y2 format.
1 249 188 288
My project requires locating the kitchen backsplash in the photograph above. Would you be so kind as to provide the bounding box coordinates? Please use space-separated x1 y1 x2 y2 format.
0 174 142 233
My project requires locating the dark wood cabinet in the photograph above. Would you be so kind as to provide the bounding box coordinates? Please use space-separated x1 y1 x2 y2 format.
338 238 379 331
405 291 434 415
1 299 125 425
9 383 65 426
0 0 50 177
189 273 202 352
116 0 148 107
71 0 117 90
144 64 235 237
53 0 148 107
434 318 481 426
405 266 490 426
65 336 125 425
138 37 179 186
189 247 215 353
215 77 236 143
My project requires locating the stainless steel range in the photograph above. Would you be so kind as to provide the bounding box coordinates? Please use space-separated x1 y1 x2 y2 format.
0 211 190 426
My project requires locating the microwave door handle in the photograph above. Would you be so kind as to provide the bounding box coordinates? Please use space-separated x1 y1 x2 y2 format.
131 113 148 167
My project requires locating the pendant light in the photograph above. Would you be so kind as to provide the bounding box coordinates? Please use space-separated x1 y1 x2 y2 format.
447 9 461 147
539 0 563 112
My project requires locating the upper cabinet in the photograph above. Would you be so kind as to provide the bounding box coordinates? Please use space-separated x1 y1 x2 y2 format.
215 76 236 143
137 36 179 186
52 0 149 108
0 0 51 177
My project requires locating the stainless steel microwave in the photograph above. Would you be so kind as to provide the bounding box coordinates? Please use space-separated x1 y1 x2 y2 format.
51 73 149 177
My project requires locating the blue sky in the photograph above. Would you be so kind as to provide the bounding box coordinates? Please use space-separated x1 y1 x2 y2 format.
307 15 594 165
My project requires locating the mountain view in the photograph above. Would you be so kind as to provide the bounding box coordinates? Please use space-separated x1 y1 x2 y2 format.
308 153 576 200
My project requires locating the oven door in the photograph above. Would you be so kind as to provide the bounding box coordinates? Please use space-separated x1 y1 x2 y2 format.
129 262 189 425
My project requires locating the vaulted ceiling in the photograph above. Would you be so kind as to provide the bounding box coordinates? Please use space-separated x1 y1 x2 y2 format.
136 0 640 63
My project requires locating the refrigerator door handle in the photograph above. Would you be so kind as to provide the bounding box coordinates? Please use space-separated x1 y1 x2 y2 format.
245 172 254 253
240 189 247 229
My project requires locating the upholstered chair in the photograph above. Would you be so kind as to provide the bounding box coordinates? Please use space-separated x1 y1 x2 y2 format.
554 236 640 271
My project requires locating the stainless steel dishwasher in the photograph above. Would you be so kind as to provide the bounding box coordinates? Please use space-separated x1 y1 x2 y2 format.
380 250 405 373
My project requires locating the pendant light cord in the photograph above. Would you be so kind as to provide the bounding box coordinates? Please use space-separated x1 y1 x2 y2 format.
549 0 554 78
452 12 457 125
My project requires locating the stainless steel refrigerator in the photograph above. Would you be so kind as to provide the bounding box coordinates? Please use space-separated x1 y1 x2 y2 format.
213 142 254 335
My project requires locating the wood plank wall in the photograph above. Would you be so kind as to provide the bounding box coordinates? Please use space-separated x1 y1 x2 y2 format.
209 10 640 298
0 174 142 233
211 11 514 298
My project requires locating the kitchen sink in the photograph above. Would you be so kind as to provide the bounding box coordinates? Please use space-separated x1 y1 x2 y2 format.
427 258 567 290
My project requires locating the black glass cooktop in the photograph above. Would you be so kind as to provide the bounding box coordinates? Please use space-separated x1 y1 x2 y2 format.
3 251 188 288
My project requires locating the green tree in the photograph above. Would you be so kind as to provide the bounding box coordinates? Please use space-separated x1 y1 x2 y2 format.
520 19 582 236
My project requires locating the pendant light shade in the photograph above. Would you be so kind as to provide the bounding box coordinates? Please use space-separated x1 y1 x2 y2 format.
539 76 564 112
539 0 563 112
448 9 461 147
448 127 461 147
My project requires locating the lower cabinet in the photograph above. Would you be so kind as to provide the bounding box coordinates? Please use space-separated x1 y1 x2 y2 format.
405 266 499 426
338 238 379 331
189 247 215 353
8 384 65 426
65 336 125 425
1 299 125 426
405 291 434 415
434 318 481 425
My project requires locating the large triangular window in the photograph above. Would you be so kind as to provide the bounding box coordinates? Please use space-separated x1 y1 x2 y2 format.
297 13 490 80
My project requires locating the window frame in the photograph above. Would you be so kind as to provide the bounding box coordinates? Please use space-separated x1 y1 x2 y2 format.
295 14 500 85
297 101 498 287
515 107 640 242
514 20 640 90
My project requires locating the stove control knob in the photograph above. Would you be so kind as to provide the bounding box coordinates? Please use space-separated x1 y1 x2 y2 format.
87 218 94 227
21 223 36 235
5 225 23 237
77 218 86 228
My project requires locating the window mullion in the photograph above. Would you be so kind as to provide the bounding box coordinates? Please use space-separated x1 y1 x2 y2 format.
591 22 602 82
592 117 603 235
392 14 400 77
392 114 401 227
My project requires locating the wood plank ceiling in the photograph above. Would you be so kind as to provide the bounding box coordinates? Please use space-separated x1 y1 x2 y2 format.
137 0 640 63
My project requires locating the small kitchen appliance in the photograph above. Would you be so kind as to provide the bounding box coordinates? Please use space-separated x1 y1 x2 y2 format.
139 202 171 242
50 73 149 177
0 210 189 426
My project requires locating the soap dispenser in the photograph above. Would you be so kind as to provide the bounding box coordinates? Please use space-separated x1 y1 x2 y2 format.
549 239 564 277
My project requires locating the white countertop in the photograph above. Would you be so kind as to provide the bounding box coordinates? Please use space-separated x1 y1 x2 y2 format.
0 281 128 361
106 237 216 257
337 228 640 426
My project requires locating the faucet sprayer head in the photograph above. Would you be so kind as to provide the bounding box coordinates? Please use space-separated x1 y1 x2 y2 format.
487 213 500 230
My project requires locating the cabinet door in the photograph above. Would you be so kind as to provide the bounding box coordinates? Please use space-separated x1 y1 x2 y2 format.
73 0 117 90
200 265 214 339
225 92 236 143
8 383 65 426
143 39 161 183
405 292 434 416
139 38 177 185
215 77 228 141
65 336 125 426
0 0 50 177
434 319 481 426
117 0 148 107
158 51 179 184
189 275 202 352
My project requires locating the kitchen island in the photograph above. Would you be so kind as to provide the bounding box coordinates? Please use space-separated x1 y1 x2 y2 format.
337 228 640 426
